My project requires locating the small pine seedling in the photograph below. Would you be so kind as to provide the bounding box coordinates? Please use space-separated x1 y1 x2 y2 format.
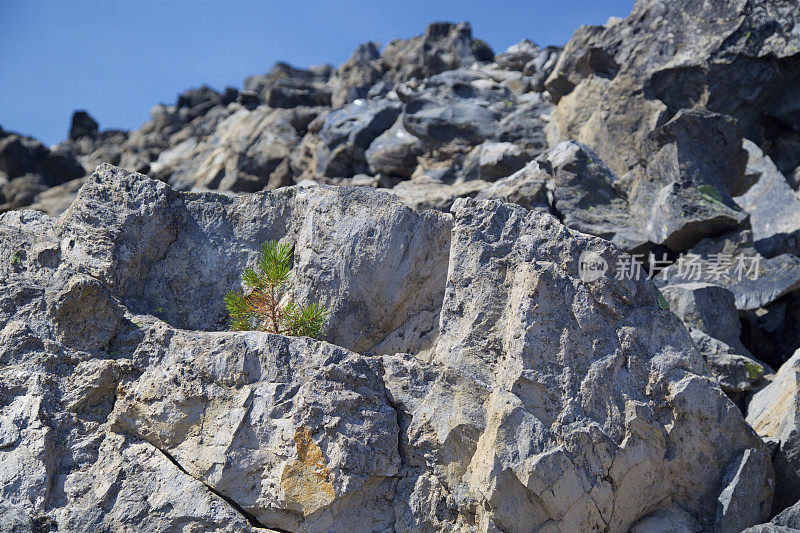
225 241 327 339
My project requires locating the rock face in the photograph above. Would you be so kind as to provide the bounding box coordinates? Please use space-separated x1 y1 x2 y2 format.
0 165 773 531
747 349 800 513
3 1 800 530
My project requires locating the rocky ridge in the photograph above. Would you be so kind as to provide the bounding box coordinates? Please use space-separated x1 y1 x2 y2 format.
1 1 800 531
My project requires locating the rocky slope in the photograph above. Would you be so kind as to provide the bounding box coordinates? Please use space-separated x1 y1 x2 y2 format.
1 0 800 531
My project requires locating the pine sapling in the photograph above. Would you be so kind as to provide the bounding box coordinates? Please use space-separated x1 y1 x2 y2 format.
225 240 327 338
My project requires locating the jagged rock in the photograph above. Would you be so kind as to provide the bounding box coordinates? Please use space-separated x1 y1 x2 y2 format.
539 140 647 251
715 448 774 533
630 503 702 533
390 176 488 212
68 111 99 141
546 0 800 179
313 99 401 179
391 197 768 531
627 109 749 250
660 283 769 393
495 39 542 72
109 326 400 531
494 95 551 154
245 62 333 108
381 22 493 83
365 117 425 178
462 141 529 181
736 140 800 257
0 130 84 189
165 106 301 192
330 42 385 108
655 230 800 312
660 283 749 354
747 348 800 513
475 159 551 213
56 164 450 357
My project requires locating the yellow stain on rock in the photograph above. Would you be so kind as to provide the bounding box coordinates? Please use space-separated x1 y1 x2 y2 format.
280 426 336 515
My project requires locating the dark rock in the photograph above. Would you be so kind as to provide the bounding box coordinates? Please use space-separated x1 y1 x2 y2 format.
495 39 541 72
68 110 98 140
714 449 774 532
475 159 551 213
245 62 333 108
365 117 425 178
331 42 385 108
735 140 800 257
315 99 402 178
381 22 494 82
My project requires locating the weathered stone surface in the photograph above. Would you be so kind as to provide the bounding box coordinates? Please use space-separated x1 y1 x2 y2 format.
381 22 493 83
387 198 768 531
747 348 800 513
0 165 777 531
164 105 303 192
714 448 774 532
476 159 551 213
390 176 488 212
656 230 800 311
546 0 800 179
629 503 702 533
365 117 425 178
736 139 800 257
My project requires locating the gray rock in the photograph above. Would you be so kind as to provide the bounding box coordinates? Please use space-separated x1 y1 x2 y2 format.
660 283 748 353
365 117 425 178
656 230 800 312
381 22 493 83
495 39 541 72
245 62 332 108
419 198 769 531
747 348 800 513
630 503 702 533
546 0 800 179
166 106 301 192
330 42 385 108
629 110 749 250
390 176 488 212
539 140 647 251
715 448 774 532
462 141 529 182
68 110 99 141
314 98 401 178
476 159 551 213
736 140 800 257
0 164 777 531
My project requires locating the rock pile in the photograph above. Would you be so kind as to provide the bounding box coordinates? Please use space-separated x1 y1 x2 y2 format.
1 0 800 531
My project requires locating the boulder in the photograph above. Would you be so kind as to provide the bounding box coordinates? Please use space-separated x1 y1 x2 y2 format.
330 42 385 108
381 22 493 83
476 159 551 213
655 230 800 312
462 141 529 182
68 111 99 141
391 198 770 531
714 448 774 533
313 98 401 179
165 106 301 192
747 348 800 513
244 62 333 108
736 140 800 257
390 176 488 212
365 117 425 178
546 0 800 180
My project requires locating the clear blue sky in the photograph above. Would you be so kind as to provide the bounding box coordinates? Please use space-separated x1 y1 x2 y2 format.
0 0 634 145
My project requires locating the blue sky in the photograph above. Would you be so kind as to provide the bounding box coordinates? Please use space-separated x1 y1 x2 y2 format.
0 0 634 145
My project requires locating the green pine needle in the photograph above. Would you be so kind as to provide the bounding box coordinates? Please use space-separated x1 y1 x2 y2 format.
224 241 327 339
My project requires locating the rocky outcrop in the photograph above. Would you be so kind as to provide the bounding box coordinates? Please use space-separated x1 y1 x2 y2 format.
0 165 774 531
